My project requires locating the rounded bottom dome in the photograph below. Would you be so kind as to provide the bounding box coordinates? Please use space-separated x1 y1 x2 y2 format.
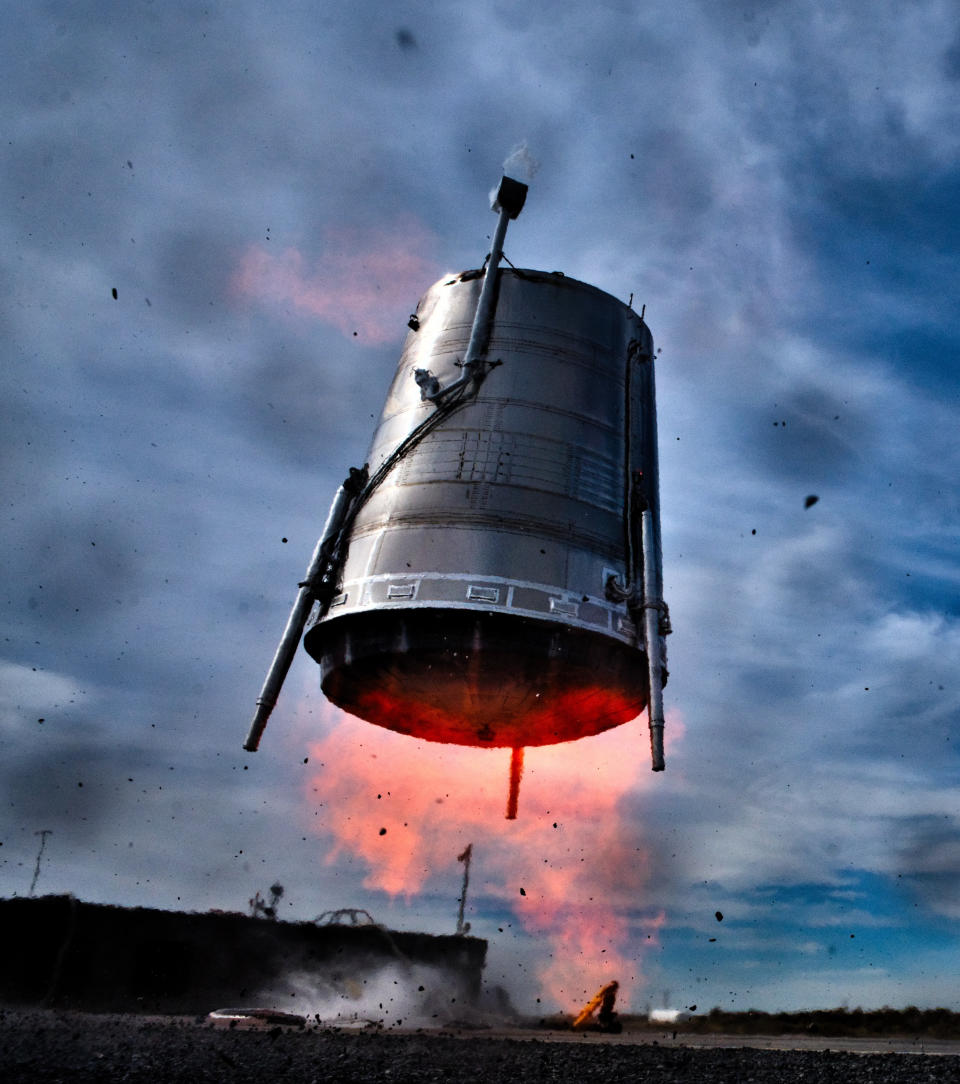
303 609 650 748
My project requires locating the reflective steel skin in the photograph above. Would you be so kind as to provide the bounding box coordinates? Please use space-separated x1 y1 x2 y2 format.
303 269 666 751
245 176 669 786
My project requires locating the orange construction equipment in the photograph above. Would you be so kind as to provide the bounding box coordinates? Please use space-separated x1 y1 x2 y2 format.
572 980 621 1033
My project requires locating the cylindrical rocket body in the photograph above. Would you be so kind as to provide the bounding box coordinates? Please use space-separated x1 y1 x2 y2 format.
304 268 659 748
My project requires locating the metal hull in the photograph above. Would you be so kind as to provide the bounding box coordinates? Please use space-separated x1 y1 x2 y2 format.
304 268 661 748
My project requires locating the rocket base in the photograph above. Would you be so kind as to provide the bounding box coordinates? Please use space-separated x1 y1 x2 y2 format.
304 609 649 748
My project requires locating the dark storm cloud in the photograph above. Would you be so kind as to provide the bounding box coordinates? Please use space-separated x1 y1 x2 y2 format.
944 29 960 79
395 27 417 50
866 325 960 394
811 170 960 259
154 225 244 322
232 336 390 462
790 168 960 353
747 383 873 484
7 503 142 631
630 129 719 246
896 815 960 919
3 725 145 846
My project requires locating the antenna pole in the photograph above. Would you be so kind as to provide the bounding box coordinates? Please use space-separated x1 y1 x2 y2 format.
30 829 52 896
456 844 473 935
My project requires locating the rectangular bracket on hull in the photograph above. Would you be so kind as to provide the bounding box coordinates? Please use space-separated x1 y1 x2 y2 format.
466 584 500 603
548 597 580 618
387 582 419 600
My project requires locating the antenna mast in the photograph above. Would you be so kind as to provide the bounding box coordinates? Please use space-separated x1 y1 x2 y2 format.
456 844 473 935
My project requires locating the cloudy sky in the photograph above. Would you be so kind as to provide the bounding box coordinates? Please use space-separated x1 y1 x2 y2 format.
3 0 960 1015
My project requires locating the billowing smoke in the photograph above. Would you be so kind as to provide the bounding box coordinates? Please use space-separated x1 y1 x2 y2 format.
231 216 439 343
263 960 511 1028
502 141 540 183
305 709 682 1012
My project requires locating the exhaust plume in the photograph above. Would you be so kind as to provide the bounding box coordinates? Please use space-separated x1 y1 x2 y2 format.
231 216 439 344
305 708 681 1011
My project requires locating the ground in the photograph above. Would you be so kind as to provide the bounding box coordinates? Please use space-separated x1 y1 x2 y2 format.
2 1010 959 1083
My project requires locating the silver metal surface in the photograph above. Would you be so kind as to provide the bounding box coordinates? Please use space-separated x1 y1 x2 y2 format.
628 328 669 769
463 206 510 366
314 269 655 651
243 472 364 751
641 507 666 771
417 204 510 405
247 180 670 768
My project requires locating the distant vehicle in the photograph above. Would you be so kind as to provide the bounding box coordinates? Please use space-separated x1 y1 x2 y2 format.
649 1008 691 1024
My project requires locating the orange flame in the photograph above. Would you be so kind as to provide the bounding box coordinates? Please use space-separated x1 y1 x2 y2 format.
231 217 439 343
305 707 682 1010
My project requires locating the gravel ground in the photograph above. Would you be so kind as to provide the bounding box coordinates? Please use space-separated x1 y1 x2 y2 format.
1 1009 958 1083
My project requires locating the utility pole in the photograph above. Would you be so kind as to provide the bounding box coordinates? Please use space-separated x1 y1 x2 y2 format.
30 829 52 896
456 844 473 935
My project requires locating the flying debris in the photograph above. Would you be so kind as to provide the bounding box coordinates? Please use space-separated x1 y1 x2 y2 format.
395 28 417 50
244 170 671 813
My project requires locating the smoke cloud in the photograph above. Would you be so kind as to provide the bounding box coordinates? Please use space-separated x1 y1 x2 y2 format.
305 709 682 1011
265 961 511 1028
231 217 440 343
502 142 540 183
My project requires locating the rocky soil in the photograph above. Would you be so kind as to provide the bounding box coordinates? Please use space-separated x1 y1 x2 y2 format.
1 1009 957 1083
